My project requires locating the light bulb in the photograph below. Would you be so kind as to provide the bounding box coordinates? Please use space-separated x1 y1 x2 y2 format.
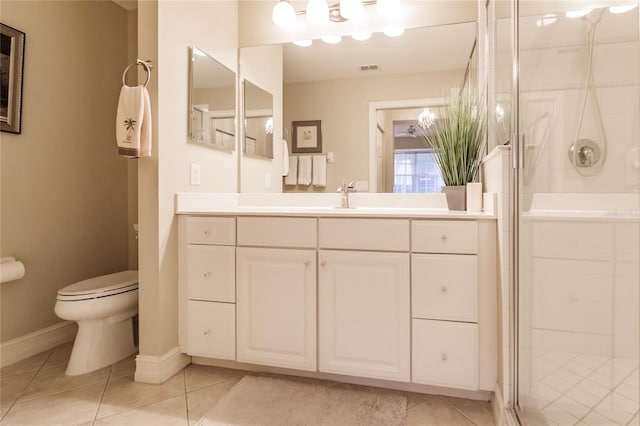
340 0 363 20
351 31 372 41
565 8 592 18
609 3 638 13
272 1 296 28
307 0 329 24
293 40 313 47
383 26 404 37
322 35 342 44
377 0 401 17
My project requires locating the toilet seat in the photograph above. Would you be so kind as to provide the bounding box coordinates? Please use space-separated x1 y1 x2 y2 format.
57 270 138 302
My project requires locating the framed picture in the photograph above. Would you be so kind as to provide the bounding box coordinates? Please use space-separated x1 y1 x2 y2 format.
292 120 322 153
1 23 25 134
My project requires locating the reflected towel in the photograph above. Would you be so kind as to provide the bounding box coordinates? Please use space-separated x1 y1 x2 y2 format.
282 140 290 176
312 155 327 187
298 155 312 186
116 85 152 158
284 156 298 186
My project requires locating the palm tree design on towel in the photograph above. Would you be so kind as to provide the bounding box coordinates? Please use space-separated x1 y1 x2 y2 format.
123 118 137 143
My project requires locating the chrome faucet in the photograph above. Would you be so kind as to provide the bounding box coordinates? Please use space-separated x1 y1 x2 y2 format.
337 180 356 208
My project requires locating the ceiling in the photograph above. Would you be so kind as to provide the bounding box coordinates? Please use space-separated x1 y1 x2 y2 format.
283 21 476 84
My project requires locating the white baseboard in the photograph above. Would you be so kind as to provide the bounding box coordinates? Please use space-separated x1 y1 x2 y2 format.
134 346 191 384
491 383 518 426
0 321 77 367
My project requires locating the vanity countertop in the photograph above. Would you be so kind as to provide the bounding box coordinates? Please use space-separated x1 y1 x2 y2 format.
175 192 497 219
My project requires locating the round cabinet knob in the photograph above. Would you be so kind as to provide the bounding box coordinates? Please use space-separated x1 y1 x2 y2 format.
203 271 212 279
441 353 448 362
305 261 310 267
440 285 448 294
440 234 448 241
321 261 327 266
203 329 211 336
203 228 211 237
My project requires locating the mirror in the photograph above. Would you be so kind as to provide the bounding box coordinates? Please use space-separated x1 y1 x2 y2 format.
239 21 477 192
243 80 274 159
188 46 236 151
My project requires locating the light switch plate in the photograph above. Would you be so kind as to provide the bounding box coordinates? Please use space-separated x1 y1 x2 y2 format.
190 163 201 186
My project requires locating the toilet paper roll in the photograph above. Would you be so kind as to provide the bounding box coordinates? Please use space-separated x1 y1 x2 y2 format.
1 257 25 283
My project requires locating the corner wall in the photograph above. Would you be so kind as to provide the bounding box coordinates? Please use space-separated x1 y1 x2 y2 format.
137 0 238 362
0 1 130 342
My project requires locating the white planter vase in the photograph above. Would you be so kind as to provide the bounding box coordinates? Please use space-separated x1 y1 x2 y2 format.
466 182 483 212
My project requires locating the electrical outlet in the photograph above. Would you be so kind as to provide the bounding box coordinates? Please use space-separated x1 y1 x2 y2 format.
264 173 272 189
190 163 201 186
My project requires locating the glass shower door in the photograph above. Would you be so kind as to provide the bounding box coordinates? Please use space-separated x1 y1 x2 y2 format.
515 1 640 425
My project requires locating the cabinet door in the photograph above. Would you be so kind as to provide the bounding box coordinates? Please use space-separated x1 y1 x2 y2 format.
318 250 410 382
237 247 316 371
187 245 235 302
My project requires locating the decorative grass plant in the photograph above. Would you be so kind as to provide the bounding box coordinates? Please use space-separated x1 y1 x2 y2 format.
422 95 486 186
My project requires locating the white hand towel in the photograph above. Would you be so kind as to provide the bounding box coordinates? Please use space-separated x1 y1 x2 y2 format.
282 139 290 176
116 85 152 158
284 156 298 186
312 155 327 187
298 155 312 186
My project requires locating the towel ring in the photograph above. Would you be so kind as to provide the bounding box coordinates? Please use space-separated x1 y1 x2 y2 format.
122 59 154 88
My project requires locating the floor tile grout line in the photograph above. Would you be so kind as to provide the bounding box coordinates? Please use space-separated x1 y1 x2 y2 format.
439 395 486 426
183 368 190 426
0 346 57 421
90 360 116 425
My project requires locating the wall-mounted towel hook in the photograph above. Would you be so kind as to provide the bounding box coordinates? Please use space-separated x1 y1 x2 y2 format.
122 59 154 88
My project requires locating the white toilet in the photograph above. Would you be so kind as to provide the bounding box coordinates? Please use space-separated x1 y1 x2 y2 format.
55 270 138 376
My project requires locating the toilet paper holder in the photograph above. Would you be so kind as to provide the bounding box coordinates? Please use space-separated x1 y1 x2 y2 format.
1 256 25 284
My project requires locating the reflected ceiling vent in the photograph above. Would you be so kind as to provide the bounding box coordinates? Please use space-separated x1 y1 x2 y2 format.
359 64 379 71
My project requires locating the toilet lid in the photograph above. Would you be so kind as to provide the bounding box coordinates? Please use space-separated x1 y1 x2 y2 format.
57 270 138 301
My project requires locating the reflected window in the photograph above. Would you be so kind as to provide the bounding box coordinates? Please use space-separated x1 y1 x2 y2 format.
393 149 444 193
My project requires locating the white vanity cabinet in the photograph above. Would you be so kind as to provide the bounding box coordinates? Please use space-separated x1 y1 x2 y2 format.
236 217 317 371
178 211 497 396
318 219 411 382
178 216 236 360
411 220 496 391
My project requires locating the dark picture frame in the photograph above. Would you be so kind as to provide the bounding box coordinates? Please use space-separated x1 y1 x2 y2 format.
292 120 322 153
1 23 25 134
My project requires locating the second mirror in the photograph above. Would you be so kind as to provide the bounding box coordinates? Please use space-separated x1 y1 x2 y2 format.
243 80 274 159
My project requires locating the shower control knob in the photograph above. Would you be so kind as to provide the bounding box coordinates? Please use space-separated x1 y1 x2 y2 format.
441 353 448 362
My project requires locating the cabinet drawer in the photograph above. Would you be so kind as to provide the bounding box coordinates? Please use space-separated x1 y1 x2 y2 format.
237 217 316 248
187 301 235 360
412 220 477 254
412 254 477 322
187 217 235 245
412 319 478 390
319 218 409 251
187 245 235 302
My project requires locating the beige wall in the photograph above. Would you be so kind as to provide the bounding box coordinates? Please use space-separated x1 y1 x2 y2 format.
0 1 130 342
283 70 463 192
137 0 238 358
126 9 139 271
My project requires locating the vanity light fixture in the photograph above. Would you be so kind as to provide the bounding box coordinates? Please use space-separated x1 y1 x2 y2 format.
322 35 343 44
340 0 363 20
352 31 372 40
383 26 404 37
609 3 638 13
272 0 297 28
307 0 330 24
293 39 313 47
565 8 592 18
272 0 403 29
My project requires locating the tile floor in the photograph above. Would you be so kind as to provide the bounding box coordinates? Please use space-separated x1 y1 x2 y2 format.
521 351 639 426
1 342 495 425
